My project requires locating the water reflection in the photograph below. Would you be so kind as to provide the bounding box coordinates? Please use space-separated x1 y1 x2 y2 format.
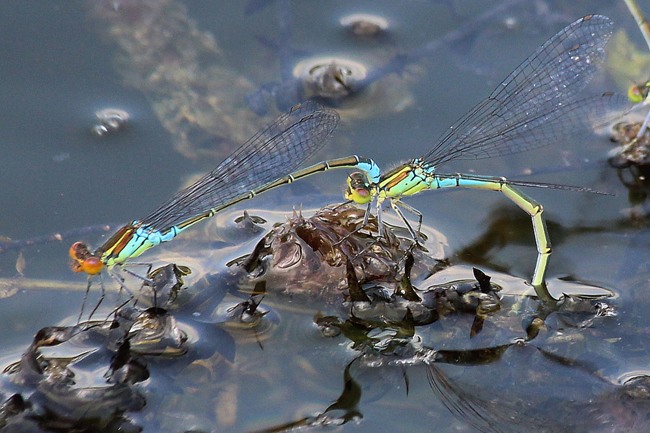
87 0 263 161
230 209 624 432
0 195 648 432
244 0 532 118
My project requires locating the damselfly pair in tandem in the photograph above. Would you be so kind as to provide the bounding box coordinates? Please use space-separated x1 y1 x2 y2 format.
70 101 379 320
71 14 632 319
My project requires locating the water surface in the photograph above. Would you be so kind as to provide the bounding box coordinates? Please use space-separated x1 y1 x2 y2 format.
0 1 649 432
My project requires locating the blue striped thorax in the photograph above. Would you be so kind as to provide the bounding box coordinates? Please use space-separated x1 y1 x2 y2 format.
96 222 180 268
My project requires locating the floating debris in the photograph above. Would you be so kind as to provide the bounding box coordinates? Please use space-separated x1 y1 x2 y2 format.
1 323 147 431
608 118 650 221
142 263 192 308
339 13 389 40
14 251 25 277
236 203 446 302
292 57 367 100
122 307 189 357
91 108 130 138
609 120 650 167
213 210 267 244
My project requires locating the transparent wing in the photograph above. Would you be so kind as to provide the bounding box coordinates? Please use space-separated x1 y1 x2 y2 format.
423 15 631 168
140 101 339 230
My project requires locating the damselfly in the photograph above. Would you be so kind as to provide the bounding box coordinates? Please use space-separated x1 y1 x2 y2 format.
622 0 650 137
71 101 380 319
343 15 632 296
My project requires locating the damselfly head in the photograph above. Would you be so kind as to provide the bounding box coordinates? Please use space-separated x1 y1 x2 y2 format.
80 257 103 275
628 81 650 104
345 171 373 204
69 241 104 275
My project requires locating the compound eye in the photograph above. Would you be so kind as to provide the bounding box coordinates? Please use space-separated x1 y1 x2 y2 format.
347 186 372 204
344 172 373 204
69 242 89 261
629 83 649 104
81 257 104 275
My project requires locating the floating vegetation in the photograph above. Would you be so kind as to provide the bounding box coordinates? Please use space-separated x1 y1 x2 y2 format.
609 119 650 167
0 196 636 432
0 321 148 431
234 203 447 302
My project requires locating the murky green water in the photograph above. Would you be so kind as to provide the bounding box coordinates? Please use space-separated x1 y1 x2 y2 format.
1 0 650 432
